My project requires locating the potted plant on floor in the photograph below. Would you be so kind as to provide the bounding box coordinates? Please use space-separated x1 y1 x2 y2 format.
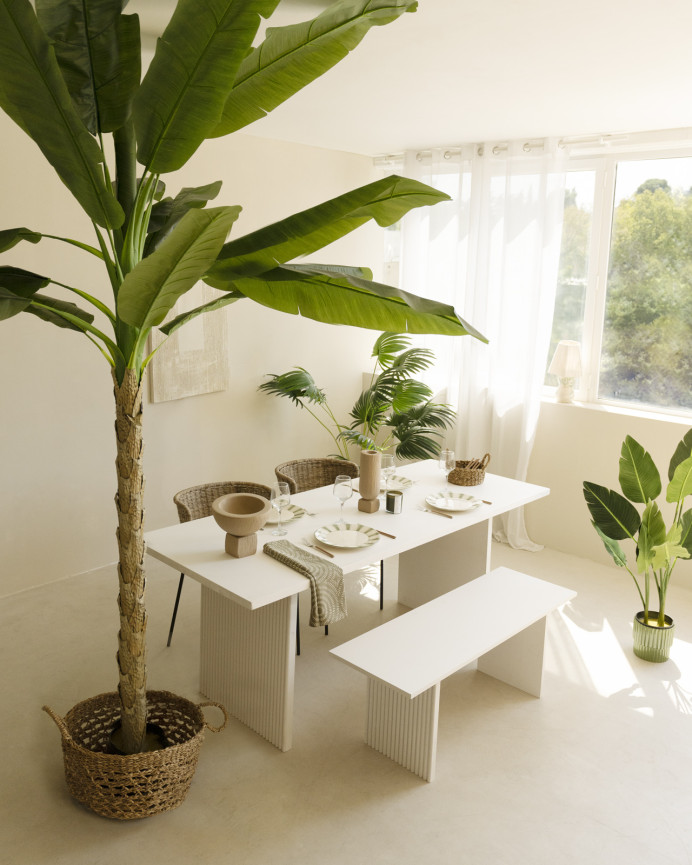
583 430 692 662
0 0 486 818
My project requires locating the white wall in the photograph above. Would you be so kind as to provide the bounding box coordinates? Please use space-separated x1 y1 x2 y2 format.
0 116 382 597
526 399 692 590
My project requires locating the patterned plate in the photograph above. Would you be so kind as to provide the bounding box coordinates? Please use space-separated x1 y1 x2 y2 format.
265 504 305 525
425 491 482 512
314 523 380 549
381 474 413 491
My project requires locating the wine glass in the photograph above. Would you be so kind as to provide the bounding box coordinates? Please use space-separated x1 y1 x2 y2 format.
270 481 290 536
381 453 395 493
333 475 353 528
439 449 455 481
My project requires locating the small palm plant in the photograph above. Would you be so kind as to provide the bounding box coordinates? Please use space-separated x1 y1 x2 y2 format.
260 332 455 460
583 430 692 658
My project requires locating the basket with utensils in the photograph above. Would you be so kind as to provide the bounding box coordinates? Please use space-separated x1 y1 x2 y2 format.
448 453 491 487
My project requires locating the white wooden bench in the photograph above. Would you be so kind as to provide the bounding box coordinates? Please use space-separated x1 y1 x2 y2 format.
330 567 575 781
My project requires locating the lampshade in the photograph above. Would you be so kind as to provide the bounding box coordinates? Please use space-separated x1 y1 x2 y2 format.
548 340 582 378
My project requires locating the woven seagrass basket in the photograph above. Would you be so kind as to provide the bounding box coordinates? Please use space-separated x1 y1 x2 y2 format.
448 453 491 487
44 690 227 820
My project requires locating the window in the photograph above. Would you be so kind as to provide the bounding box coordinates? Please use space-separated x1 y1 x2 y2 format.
548 136 692 415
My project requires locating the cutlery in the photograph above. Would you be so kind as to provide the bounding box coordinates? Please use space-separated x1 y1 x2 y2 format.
374 528 396 539
302 539 335 558
418 506 454 519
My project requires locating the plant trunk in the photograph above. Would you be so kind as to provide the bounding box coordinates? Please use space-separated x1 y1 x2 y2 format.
113 368 147 754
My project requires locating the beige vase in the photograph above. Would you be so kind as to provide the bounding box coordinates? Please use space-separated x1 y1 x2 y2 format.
358 449 381 513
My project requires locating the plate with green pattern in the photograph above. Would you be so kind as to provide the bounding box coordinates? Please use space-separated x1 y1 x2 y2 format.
425 491 481 512
265 503 305 525
314 522 380 549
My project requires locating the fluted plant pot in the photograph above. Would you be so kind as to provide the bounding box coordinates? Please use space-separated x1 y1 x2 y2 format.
633 612 675 663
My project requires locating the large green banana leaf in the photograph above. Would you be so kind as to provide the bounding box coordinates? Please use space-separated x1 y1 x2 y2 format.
221 263 487 338
667 455 692 507
636 500 667 573
618 435 661 503
669 429 692 481
213 0 416 137
0 0 123 228
583 481 641 541
117 206 241 331
0 227 41 252
207 176 449 282
145 182 224 255
134 0 281 174
26 293 96 330
35 0 140 134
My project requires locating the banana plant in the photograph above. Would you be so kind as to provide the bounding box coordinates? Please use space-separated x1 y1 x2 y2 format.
583 430 692 626
0 0 487 755
260 331 457 459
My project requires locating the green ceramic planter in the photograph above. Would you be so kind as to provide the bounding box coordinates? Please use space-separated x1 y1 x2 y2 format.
632 612 674 663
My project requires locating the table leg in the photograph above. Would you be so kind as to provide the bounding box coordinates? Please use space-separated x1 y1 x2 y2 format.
200 587 296 751
397 519 492 607
365 678 440 782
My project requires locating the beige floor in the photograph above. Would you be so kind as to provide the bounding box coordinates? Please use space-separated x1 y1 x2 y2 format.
3 542 692 865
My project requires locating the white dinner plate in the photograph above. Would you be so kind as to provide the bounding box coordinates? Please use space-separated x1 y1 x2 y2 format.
265 504 305 525
314 523 380 549
381 474 413 491
425 492 482 512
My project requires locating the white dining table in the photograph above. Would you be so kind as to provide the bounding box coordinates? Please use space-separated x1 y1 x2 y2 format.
144 460 549 751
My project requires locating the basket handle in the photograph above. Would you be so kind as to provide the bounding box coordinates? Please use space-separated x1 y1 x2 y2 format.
198 700 228 733
480 453 491 469
43 705 73 743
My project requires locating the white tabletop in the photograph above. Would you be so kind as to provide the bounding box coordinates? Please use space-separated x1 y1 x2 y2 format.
144 461 549 611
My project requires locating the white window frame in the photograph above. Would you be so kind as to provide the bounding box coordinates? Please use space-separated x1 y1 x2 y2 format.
560 132 692 417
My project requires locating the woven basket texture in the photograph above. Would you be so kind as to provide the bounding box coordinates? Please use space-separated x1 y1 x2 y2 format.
44 690 226 820
275 458 359 495
448 453 491 487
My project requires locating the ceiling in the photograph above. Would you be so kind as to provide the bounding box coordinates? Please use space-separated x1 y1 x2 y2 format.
129 0 692 157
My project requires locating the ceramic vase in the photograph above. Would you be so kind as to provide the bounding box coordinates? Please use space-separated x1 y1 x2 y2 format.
632 611 674 662
358 449 381 513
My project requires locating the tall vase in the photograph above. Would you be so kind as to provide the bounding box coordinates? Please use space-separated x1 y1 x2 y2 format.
358 449 381 513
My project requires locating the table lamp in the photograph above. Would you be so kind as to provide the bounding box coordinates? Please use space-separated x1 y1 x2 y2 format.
548 340 581 403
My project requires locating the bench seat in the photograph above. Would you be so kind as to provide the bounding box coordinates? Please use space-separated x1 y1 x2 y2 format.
330 566 575 781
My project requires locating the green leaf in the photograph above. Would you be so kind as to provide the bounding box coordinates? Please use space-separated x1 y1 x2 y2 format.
258 367 327 407
145 181 224 255
668 428 692 481
650 522 690 571
0 0 123 228
679 509 692 557
0 226 41 252
666 455 692 507
35 0 141 134
212 0 417 137
26 291 95 330
207 176 451 281
389 347 436 378
117 206 241 330
0 285 34 319
392 428 443 461
211 263 487 339
389 378 433 413
134 0 280 174
158 290 243 336
592 522 628 568
618 435 661 503
583 481 641 541
636 500 667 573
372 332 411 367
0 265 50 295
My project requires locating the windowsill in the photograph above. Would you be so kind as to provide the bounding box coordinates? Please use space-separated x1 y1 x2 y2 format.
540 395 692 426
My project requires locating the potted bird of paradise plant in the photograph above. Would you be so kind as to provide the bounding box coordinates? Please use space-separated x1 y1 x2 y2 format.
583 429 692 662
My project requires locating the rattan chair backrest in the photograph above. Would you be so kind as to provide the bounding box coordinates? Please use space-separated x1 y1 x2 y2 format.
173 481 273 524
274 458 359 496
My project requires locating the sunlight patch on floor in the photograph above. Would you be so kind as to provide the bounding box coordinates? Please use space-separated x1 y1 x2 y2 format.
561 613 637 698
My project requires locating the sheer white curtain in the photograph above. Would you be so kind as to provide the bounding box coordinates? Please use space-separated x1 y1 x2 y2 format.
397 140 566 549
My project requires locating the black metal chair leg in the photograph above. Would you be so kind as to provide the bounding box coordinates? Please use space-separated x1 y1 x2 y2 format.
324 625 328 636
296 600 301 656
167 573 185 647
380 559 384 610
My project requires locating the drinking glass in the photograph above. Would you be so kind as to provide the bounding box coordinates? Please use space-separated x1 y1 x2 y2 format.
381 453 395 492
439 449 455 480
270 481 291 536
333 474 353 528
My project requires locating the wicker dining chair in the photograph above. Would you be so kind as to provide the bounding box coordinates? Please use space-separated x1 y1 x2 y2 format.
167 480 273 647
274 457 385 626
